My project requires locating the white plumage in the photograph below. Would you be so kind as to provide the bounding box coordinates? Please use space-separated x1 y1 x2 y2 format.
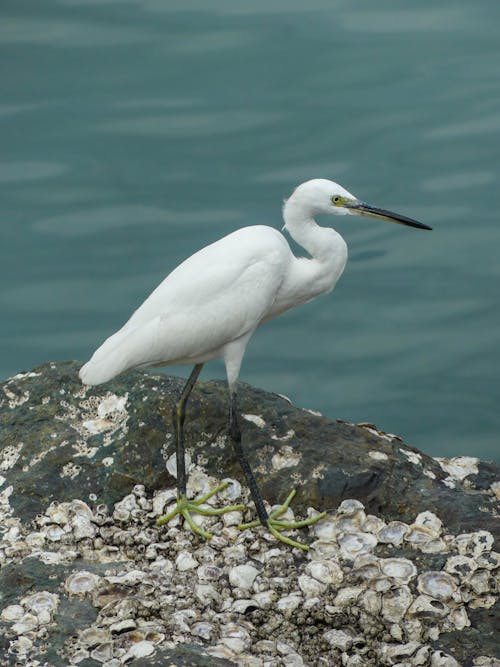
80 178 429 389
79 178 430 549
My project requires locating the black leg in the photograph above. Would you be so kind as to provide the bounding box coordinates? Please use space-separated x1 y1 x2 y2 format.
228 392 269 525
173 363 203 497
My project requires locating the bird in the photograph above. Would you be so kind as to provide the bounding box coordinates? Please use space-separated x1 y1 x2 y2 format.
80 178 431 550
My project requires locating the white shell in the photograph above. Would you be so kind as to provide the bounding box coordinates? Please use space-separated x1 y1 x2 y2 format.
444 555 478 579
380 557 417 584
455 530 494 557
1 604 24 622
468 570 492 595
337 499 365 515
449 605 470 630
277 594 302 615
90 642 113 663
253 590 277 609
338 531 377 560
12 612 38 634
175 550 198 572
151 489 177 516
359 589 381 615
22 591 59 615
362 515 386 534
323 629 353 650
430 650 460 667
414 511 443 534
192 621 213 640
305 560 344 585
417 571 457 600
381 585 413 623
312 516 342 540
377 521 408 545
232 598 260 613
228 564 259 590
405 524 438 545
71 514 96 540
298 574 327 598
64 570 101 595
220 478 242 502
475 551 500 570
123 640 155 660
407 594 450 618
197 563 222 581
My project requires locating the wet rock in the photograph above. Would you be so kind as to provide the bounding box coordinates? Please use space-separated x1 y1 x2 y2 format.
0 361 498 666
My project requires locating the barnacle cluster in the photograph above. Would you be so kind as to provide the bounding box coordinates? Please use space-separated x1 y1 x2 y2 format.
0 471 498 667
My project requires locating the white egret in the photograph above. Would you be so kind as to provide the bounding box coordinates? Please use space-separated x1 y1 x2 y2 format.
80 179 431 549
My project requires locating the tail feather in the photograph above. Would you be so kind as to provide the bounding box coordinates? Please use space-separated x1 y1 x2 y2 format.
79 316 169 385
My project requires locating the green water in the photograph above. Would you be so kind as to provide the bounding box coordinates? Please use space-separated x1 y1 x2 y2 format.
2 1 499 462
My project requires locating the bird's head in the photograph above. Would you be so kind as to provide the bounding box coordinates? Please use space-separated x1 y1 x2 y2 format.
285 179 431 230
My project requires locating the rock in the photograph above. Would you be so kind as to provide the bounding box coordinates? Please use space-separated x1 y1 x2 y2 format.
0 361 498 667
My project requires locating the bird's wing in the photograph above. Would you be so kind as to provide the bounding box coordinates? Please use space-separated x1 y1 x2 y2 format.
80 226 291 384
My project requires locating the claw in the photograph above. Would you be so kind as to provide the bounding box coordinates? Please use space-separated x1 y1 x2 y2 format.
239 490 327 551
156 481 245 539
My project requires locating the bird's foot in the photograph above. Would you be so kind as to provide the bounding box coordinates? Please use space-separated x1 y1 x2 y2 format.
239 489 326 551
156 481 245 539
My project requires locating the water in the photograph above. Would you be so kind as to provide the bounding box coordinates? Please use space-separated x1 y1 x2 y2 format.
2 0 499 462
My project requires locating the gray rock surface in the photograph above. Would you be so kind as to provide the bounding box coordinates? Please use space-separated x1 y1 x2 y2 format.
0 361 498 667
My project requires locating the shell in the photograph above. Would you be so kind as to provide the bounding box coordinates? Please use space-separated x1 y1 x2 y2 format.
475 551 500 571
444 555 478 579
337 499 365 515
232 598 260 614
417 571 457 601
449 605 470 631
64 570 101 595
220 478 242 502
362 515 386 534
407 594 450 619
298 574 327 598
277 594 302 615
377 521 408 545
192 621 213 640
1 604 24 622
359 589 382 616
455 530 494 557
228 564 259 590
151 489 177 516
323 629 353 650
351 554 381 581
79 627 110 647
123 640 155 660
253 590 277 609
338 531 377 560
175 550 198 572
90 642 114 663
405 524 438 545
430 650 460 667
12 612 38 634
220 623 251 654
71 514 97 540
414 511 443 534
309 539 342 560
197 563 223 581
312 515 342 540
22 591 59 616
380 557 418 584
305 560 344 585
468 570 492 595
381 585 413 623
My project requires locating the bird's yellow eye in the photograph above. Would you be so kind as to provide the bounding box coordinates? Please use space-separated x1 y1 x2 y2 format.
332 196 342 205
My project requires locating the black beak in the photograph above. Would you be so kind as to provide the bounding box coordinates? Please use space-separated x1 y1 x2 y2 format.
346 201 432 231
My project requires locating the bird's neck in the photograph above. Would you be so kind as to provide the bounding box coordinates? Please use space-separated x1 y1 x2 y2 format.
282 199 343 263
